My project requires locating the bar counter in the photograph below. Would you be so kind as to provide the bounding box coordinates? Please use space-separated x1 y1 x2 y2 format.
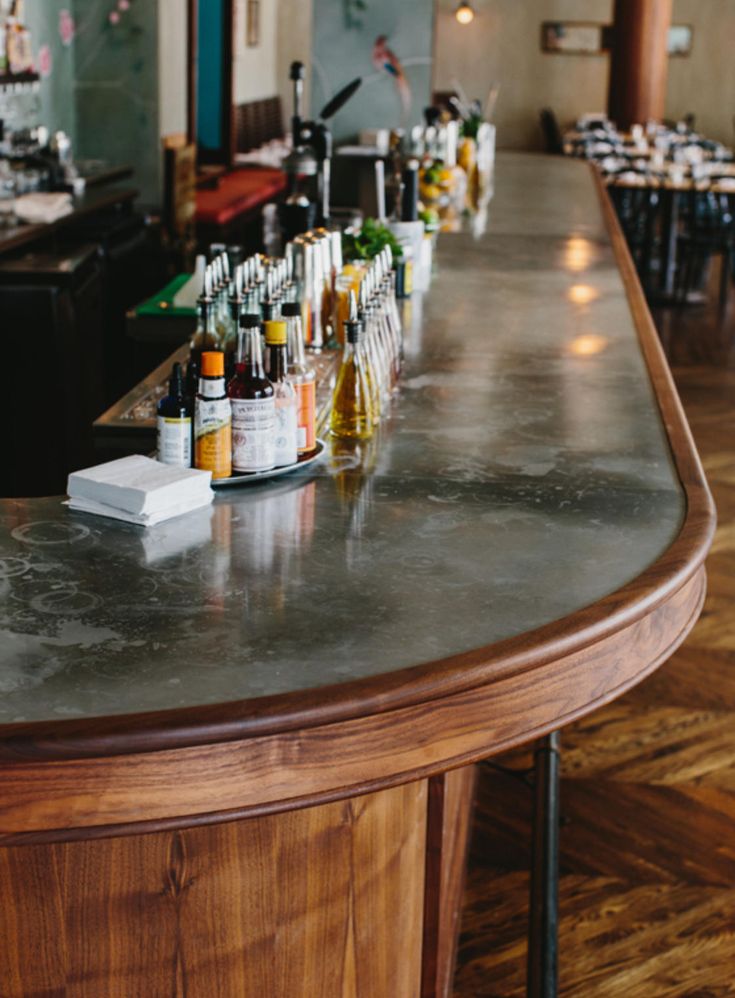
0 153 715 997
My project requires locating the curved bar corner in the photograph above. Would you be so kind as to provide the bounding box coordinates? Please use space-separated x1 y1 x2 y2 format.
0 153 714 998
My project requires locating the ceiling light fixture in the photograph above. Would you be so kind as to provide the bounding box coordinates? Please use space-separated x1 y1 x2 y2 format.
455 2 475 25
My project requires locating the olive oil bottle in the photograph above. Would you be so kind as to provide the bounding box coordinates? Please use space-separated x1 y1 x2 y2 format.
330 303 375 441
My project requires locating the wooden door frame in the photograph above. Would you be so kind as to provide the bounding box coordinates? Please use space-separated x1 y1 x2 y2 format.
187 0 235 167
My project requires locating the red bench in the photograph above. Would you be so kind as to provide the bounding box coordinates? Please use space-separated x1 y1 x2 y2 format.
195 167 287 247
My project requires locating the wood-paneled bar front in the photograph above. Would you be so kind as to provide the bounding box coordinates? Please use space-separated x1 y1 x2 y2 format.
0 155 714 996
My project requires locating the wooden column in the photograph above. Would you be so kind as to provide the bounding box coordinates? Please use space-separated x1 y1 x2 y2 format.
607 0 673 128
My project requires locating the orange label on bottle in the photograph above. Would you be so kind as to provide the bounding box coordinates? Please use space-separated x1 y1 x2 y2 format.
195 397 232 479
295 380 317 454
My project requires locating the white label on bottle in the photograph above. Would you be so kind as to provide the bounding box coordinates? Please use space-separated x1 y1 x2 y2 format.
274 395 298 467
231 397 276 472
199 377 226 399
194 397 231 439
157 416 192 467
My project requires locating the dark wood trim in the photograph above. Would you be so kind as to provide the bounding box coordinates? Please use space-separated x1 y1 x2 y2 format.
223 0 235 168
608 0 673 128
193 0 234 167
186 0 197 145
421 767 477 998
0 187 138 259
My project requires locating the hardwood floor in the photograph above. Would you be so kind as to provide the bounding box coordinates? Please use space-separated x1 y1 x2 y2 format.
454 278 735 997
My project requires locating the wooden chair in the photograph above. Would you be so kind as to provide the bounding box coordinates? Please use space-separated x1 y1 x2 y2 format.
539 109 565 156
234 97 284 153
162 133 197 271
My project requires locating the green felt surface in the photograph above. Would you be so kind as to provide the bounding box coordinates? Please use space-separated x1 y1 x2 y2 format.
136 274 197 318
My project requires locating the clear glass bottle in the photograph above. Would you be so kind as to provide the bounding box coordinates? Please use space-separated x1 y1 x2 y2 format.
330 311 375 441
265 320 298 466
282 301 317 455
189 272 220 364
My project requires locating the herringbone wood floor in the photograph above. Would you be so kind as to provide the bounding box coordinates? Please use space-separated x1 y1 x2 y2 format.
454 279 735 997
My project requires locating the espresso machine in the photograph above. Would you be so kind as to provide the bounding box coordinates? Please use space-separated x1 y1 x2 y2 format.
280 62 362 240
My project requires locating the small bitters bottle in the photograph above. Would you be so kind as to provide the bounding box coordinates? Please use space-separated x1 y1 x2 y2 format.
157 361 192 467
194 350 232 480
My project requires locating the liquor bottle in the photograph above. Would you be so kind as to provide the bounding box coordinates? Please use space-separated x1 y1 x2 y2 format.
194 351 232 480
261 269 283 378
225 264 246 379
213 255 232 348
228 314 276 473
189 268 220 364
6 0 33 76
330 305 375 441
351 287 380 423
282 301 317 455
157 361 192 467
184 356 199 416
264 320 298 467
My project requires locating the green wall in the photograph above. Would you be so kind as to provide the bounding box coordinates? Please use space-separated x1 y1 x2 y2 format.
311 0 435 142
73 0 160 207
24 0 77 137
12 1 160 208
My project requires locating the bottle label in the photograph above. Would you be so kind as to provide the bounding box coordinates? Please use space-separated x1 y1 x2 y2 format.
295 380 317 454
199 376 226 399
195 397 232 479
231 397 276 472
157 416 192 468
274 395 298 467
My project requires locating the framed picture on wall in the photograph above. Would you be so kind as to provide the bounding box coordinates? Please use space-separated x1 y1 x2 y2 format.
668 25 693 57
541 22 605 56
246 0 260 47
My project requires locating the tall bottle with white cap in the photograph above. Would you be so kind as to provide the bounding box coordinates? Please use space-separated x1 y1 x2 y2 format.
282 301 317 454
189 267 219 364
265 320 298 466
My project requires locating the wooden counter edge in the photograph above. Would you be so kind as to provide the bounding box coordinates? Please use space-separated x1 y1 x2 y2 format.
0 564 706 841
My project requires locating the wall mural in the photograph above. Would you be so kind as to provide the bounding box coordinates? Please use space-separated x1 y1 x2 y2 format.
73 0 159 206
10 0 77 135
344 0 369 30
313 0 433 142
372 34 410 118
10 1 158 205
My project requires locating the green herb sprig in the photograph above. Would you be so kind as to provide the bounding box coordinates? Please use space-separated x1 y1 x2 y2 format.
342 218 404 262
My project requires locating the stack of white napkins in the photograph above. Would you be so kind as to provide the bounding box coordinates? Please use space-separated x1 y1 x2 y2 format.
66 455 213 527
13 192 74 224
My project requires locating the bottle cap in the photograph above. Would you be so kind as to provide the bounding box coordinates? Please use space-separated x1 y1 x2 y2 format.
281 301 302 317
201 351 224 377
345 320 364 345
239 312 261 329
265 320 288 345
